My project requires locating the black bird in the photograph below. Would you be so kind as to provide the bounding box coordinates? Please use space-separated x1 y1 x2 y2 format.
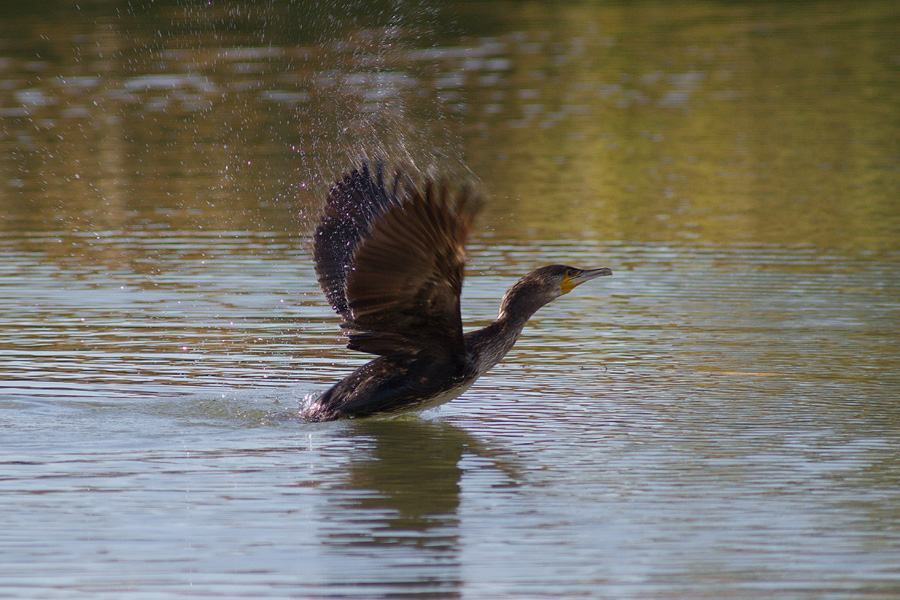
302 160 611 421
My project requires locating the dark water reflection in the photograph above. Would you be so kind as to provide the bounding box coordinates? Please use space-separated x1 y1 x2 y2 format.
319 420 472 598
2 0 900 598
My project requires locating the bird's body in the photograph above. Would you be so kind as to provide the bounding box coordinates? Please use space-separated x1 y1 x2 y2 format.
303 160 611 422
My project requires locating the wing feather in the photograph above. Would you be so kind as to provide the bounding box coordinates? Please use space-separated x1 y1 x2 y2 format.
313 160 479 358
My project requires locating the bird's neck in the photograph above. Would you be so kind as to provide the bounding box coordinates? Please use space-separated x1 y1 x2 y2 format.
465 305 540 375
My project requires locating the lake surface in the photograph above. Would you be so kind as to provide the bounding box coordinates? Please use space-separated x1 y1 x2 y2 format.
2 1 900 598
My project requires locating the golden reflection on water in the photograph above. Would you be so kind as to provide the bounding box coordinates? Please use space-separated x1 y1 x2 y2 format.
1 1 898 254
462 2 900 250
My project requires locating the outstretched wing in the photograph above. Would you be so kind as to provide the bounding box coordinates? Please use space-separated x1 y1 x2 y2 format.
313 160 479 358
313 161 397 318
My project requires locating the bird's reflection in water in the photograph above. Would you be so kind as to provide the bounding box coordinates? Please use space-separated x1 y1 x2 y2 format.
317 418 511 598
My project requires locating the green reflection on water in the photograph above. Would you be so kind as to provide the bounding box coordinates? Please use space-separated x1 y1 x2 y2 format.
461 1 900 251
0 1 897 256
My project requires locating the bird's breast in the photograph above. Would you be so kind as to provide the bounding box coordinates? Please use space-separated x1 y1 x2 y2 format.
405 376 479 413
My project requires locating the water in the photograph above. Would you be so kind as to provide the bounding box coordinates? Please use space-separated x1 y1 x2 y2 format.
2 1 900 598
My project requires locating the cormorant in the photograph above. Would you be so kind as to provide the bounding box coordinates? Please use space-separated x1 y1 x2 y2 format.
302 160 611 421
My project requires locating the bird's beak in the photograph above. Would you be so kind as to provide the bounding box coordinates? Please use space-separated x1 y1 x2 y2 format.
561 267 612 294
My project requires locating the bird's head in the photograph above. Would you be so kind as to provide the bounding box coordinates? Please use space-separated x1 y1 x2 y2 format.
499 264 612 319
